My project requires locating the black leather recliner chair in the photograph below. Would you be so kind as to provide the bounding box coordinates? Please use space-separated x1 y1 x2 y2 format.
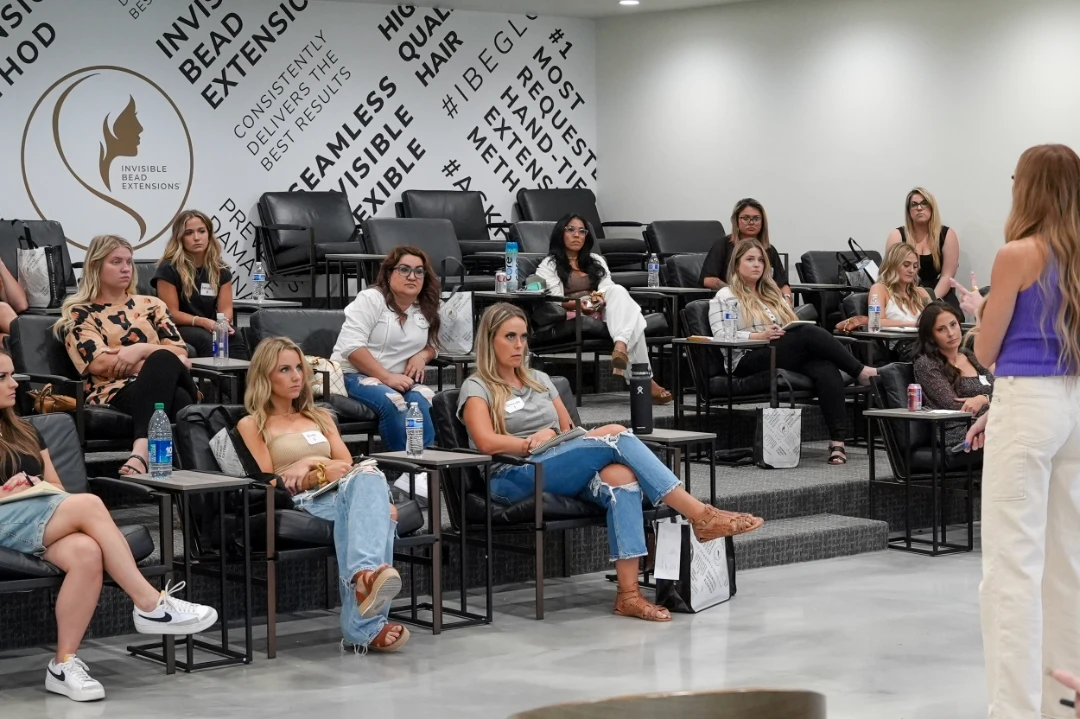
663 254 706 289
510 220 649 288
362 218 496 291
173 403 431 657
397 190 509 267
430 375 675 619
515 188 646 271
246 309 380 440
256 190 364 304
798 250 883 328
644 220 725 259
0 413 163 587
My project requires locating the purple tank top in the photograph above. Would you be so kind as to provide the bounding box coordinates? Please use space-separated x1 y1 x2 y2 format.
995 264 1069 376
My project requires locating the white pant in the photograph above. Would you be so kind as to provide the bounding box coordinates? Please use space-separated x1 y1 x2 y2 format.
980 376 1080 718
601 284 650 368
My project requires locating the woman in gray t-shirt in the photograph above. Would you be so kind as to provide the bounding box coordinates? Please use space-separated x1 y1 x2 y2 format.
458 303 763 623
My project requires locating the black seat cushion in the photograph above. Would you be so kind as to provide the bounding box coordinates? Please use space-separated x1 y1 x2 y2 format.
0 524 152 580
83 405 135 439
401 190 490 243
258 191 362 270
664 254 706 288
609 271 649 288
646 221 725 258
248 308 344 358
466 492 604 525
517 189 607 237
274 241 365 270
843 292 869 319
598 237 647 256
510 221 556 254
363 218 495 289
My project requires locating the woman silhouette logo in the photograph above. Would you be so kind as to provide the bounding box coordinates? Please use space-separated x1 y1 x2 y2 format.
99 96 143 191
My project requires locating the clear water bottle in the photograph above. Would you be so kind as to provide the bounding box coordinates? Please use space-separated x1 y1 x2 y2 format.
722 298 739 341
647 253 660 288
252 261 267 302
405 402 424 458
868 293 882 333
505 241 519 292
213 312 229 365
148 403 173 479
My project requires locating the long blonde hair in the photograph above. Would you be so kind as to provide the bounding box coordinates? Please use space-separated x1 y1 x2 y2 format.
244 337 335 442
160 209 227 300
903 187 944 271
0 350 45 475
1007 144 1080 373
725 239 798 326
54 234 138 337
472 303 546 436
878 243 930 317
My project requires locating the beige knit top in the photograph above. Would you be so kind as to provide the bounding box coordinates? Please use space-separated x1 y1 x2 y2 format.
266 431 332 474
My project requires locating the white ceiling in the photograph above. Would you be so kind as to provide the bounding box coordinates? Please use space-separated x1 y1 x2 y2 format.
324 0 753 19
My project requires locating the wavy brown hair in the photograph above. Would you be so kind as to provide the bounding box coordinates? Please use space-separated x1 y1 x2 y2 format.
1007 144 1080 373
916 302 968 388
471 303 546 436
160 209 228 300
375 246 441 347
244 337 334 443
730 198 771 250
725 239 797 327
904 187 944 271
0 350 44 476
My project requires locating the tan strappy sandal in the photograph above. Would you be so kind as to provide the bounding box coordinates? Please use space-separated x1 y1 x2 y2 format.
691 506 764 543
613 588 671 622
369 622 410 652
353 565 402 618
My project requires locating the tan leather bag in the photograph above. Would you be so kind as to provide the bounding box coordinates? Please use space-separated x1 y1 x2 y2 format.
28 384 77 413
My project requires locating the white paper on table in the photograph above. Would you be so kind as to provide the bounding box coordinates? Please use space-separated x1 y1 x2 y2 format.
653 521 683 580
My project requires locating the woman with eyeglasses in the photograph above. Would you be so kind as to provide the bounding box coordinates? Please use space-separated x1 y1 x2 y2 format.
885 187 961 311
700 198 791 299
535 214 672 403
332 247 440 452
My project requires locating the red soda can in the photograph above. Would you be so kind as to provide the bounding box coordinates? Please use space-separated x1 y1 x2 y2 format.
907 383 923 411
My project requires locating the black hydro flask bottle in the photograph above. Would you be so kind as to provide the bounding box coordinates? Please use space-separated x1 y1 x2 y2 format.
629 363 653 435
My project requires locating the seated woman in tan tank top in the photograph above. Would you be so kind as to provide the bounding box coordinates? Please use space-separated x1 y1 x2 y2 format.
237 337 408 653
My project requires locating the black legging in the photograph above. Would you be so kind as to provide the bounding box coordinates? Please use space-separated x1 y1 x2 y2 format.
110 350 198 439
734 325 864 441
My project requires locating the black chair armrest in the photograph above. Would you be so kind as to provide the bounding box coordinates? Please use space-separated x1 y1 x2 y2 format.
21 372 79 388
89 476 158 500
834 335 857 346
601 221 645 228
365 456 425 476
258 223 311 232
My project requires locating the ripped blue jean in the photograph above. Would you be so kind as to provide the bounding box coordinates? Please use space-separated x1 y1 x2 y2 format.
489 432 680 562
295 469 396 647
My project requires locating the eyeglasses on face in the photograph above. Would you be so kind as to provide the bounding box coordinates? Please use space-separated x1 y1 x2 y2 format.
564 226 588 236
738 215 763 225
394 265 426 279
909 200 931 210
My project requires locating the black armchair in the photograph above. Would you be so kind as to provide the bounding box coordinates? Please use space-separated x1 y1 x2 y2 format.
663 253 706 289
246 308 380 439
256 190 363 305
644 220 725 259
397 189 509 264
362 218 496 291
510 220 649 288
173 404 431 656
798 251 882 327
430 375 674 619
0 413 164 590
515 188 646 270
135 259 158 297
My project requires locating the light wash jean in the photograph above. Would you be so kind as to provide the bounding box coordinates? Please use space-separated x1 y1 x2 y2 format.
980 376 1080 718
295 469 397 647
489 431 679 561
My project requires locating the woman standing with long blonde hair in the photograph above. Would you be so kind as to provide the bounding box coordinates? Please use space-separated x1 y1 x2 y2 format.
974 144 1080 717
153 209 243 358
886 187 961 311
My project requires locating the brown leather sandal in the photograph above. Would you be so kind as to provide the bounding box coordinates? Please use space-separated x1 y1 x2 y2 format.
613 588 671 622
692 505 764 542
353 565 402 618
369 622 410 652
652 387 674 405
611 348 629 376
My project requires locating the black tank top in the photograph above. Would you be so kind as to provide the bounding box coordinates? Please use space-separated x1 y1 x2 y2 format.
897 226 949 289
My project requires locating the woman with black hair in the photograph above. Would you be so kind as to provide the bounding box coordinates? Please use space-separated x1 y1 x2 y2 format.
535 214 671 403
912 302 994 451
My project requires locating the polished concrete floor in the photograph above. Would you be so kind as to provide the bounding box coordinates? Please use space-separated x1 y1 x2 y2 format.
0 550 988 719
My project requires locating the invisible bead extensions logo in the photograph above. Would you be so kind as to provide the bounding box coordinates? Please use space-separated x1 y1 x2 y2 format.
20 66 194 250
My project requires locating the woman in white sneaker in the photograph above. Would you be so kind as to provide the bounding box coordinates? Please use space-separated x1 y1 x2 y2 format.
0 349 217 702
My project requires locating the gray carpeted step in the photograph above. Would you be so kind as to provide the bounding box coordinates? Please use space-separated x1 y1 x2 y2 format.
733 513 888 570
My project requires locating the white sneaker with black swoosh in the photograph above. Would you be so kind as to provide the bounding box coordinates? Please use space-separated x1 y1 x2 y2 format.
45 655 105 702
133 581 218 635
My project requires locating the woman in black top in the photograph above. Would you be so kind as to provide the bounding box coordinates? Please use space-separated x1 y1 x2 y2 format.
153 209 245 358
886 187 961 311
699 198 791 298
0 349 216 701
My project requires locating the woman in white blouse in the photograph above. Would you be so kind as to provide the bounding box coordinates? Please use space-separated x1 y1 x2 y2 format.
332 247 440 451
535 214 671 403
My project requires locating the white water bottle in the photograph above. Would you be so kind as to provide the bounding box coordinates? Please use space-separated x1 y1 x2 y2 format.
505 241 519 292
868 293 882 333
405 402 424 458
148 403 173 479
252 261 267 302
213 313 229 365
722 298 739 341
647 253 660 287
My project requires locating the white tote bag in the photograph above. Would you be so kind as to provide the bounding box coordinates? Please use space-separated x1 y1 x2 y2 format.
17 226 66 309
754 407 802 469
438 290 474 355
306 356 347 398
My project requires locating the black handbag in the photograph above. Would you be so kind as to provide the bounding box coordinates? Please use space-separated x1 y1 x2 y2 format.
17 223 66 309
837 237 874 290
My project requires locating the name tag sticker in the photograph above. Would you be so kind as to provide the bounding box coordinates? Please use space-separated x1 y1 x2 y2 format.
200 283 215 297
979 375 991 386
302 431 327 446
505 396 525 414
414 314 429 329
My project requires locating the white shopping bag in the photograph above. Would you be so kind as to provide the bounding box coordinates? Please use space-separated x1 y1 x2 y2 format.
754 407 802 469
438 290 474 354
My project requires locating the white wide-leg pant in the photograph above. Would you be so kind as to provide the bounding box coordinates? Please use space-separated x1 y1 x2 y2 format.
980 376 1080 718
601 284 650 369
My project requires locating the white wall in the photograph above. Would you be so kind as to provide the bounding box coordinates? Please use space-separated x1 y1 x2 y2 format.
0 0 595 296
595 0 1080 282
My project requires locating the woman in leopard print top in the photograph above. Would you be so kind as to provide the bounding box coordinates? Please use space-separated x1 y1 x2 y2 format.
55 235 197 475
